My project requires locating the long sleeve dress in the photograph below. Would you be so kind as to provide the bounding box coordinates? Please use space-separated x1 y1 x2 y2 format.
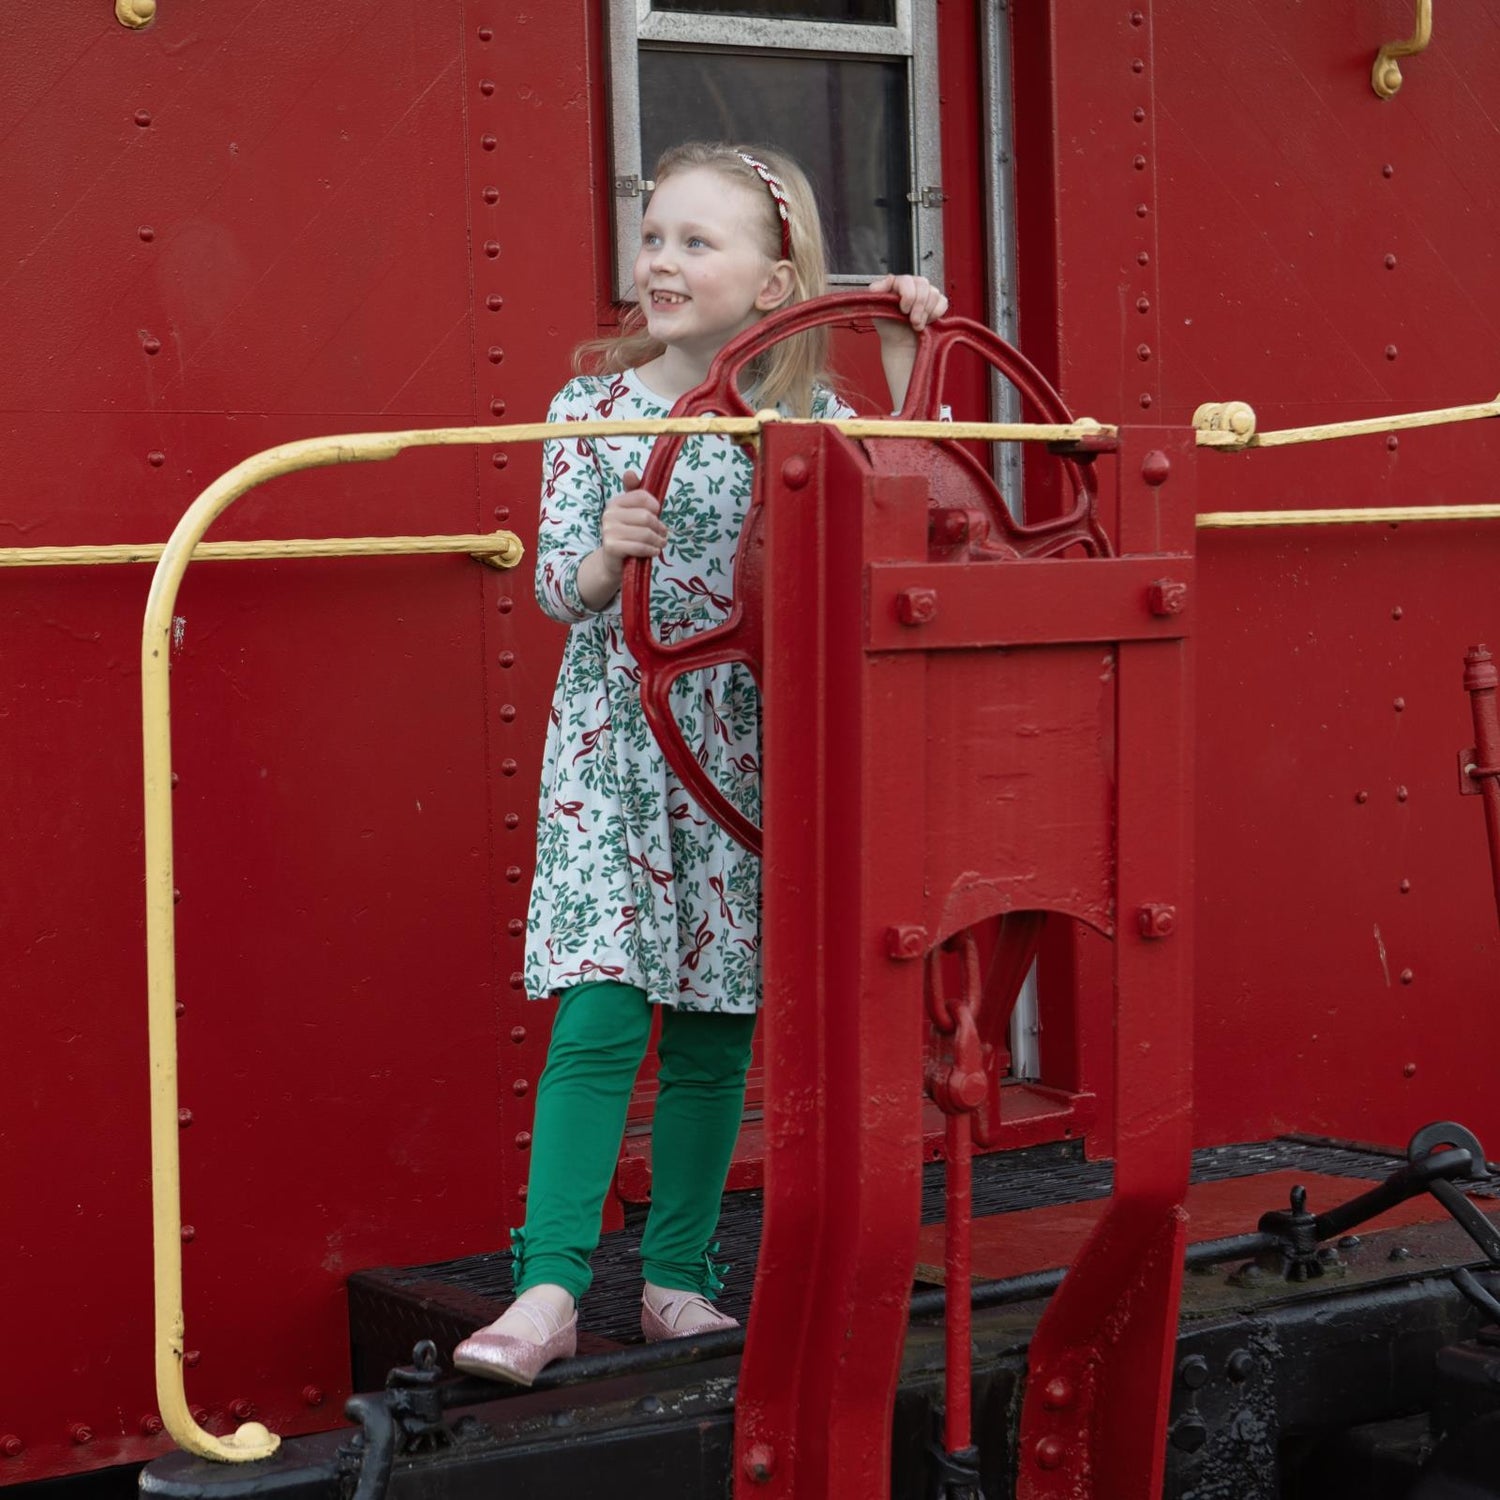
523 367 853 1014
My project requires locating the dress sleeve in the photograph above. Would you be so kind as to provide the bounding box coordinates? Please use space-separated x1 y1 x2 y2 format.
813 385 858 422
535 380 610 624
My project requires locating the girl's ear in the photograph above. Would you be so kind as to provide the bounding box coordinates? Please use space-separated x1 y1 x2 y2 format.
755 261 796 312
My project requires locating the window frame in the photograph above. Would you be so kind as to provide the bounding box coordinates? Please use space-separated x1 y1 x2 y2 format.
607 0 943 299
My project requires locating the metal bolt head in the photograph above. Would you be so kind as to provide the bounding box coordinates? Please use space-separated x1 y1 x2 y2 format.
1 1436 23 1458
780 457 810 491
302 1386 325 1408
1178 1354 1209 1389
1042 1376 1075 1410
228 1399 255 1421
140 1415 163 1436
885 925 928 960
744 1443 776 1482
1034 1436 1065 1470
69 1425 93 1446
1141 449 1171 485
1226 1348 1254 1382
1170 1416 1208 1453
1138 903 1177 939
896 587 938 626
1148 579 1188 616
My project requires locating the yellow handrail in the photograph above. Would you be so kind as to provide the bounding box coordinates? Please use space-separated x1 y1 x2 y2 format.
1199 504 1500 530
1194 394 1500 451
0 532 521 569
140 409 1113 1463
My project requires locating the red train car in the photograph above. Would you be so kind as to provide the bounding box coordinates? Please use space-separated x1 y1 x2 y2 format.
6 3 1500 1497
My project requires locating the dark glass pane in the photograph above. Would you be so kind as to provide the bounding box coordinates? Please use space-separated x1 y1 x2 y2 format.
652 0 896 22
639 49 911 276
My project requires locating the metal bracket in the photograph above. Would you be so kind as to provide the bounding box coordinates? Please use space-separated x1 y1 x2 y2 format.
614 174 655 198
908 185 948 209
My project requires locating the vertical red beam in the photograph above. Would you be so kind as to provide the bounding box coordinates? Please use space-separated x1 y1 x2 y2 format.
737 425 930 1499
1017 429 1196 1497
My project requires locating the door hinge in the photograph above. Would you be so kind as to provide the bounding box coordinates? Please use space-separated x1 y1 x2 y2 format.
908 185 947 209
615 174 656 198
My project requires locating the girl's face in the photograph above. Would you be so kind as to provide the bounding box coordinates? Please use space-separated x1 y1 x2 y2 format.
634 167 793 364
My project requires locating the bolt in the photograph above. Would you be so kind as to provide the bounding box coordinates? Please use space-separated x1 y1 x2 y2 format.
1385 254 1397 270
1042 1376 1074 1410
1403 1063 1417 1077
183 1350 201 1368
1 1436 22 1458
143 336 161 355
929 507 970 545
1171 1416 1208 1453
1226 1349 1254 1382
1034 1436 1064 1470
510 1025 526 1042
70 1425 93 1446
1385 345 1398 361
139 225 155 242
140 1415 163 1436
885 925 928 960
1355 790 1369 803
636 1395 662 1414
515 1131 532 1149
781 456 810 490
1148 579 1187 616
302 1386 325 1407
1400 879 1411 893
1393 697 1406 712
181 1224 195 1242
512 1078 529 1096
1390 1246 1412 1261
1138 903 1177 939
1396 785 1408 802
178 1107 193 1127
228 1399 255 1421
896 587 938 626
1400 969 1414 985
1141 449 1171 485
744 1443 776 1482
1337 1235 1361 1250
1178 1354 1209 1389
135 110 153 126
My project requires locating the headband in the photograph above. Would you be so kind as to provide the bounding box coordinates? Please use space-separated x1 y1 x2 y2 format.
737 152 792 260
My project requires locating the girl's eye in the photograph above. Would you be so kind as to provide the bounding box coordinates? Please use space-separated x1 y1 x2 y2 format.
687 236 708 249
642 232 661 247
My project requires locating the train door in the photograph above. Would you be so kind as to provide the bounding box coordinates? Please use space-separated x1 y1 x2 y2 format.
597 0 999 1197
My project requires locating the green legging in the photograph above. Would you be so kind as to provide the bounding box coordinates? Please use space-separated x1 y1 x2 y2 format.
514 980 757 1301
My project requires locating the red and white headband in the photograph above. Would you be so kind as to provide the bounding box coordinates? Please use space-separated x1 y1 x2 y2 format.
737 152 792 260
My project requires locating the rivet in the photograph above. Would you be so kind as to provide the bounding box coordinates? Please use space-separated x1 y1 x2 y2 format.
228 1399 255 1422
69 1425 93 1446
1391 1244 1411 1259
1393 697 1405 711
183 1350 201 1368
1 1436 22 1458
1382 163 1395 178
138 225 155 242
1400 968 1414 985
1136 342 1152 360
885 925 928 960
1141 449 1170 484
486 293 504 311
1400 878 1411 893
1356 790 1369 803
1140 393 1152 408
1042 1377 1074 1409
517 1185 528 1201
515 1131 532 1149
504 812 520 829
494 505 510 522
1226 1348 1254 1382
1131 57 1145 72
505 862 522 880
744 1443 777 1483
498 650 515 667
172 887 182 904
1135 203 1149 218
505 920 522 940
148 450 166 467
139 1414 163 1436
480 79 496 95
1387 435 1399 451
481 134 498 151
1385 344 1398 361
181 1224 195 1242
171 771 180 788
492 451 508 469
1385 254 1397 270
1133 106 1146 122
896 587 938 626
143 335 161 355
1136 296 1150 313
483 186 500 204
178 1107 193 1127
1136 249 1149 265
497 596 514 613
512 1078 529 1096
781 456 810 490
488 346 504 364
509 971 524 989
500 704 516 722
511 1025 527 1042
484 240 501 258
1392 605 1404 619
1396 785 1408 802
1133 154 1147 171
190 1407 208 1425
490 398 507 417
1402 1064 1416 1078
1035 1436 1064 1470
477 25 493 40
1171 1416 1208 1453
502 759 518 777
1338 1234 1361 1249
135 110 152 127
1129 9 1144 24
302 1386 324 1408
175 1001 185 1017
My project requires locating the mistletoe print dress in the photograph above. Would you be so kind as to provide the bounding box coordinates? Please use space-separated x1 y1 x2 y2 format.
524 369 852 1014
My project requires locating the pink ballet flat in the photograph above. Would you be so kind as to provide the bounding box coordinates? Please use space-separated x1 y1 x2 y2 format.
640 1288 740 1343
452 1304 577 1387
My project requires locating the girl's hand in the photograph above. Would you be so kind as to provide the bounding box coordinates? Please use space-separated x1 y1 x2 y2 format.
868 273 950 347
578 470 668 609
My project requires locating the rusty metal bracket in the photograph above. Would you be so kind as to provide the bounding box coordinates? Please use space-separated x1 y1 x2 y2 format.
1373 0 1433 99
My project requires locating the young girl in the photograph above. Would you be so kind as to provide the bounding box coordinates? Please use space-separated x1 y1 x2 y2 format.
454 142 948 1385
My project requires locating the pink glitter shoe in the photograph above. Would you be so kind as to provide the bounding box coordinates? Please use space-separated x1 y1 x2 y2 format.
452 1302 577 1387
640 1288 739 1343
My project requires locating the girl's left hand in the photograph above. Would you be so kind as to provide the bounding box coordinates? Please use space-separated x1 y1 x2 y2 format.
868 273 949 344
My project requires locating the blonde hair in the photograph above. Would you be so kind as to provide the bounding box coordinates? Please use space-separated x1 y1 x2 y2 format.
575 142 833 418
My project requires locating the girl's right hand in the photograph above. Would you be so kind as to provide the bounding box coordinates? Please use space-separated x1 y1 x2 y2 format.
577 471 668 609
